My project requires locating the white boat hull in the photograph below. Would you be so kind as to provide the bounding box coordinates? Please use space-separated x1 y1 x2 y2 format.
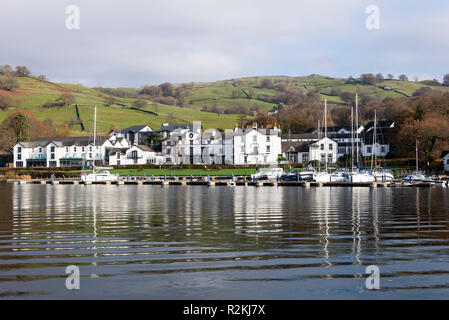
81 172 119 182
346 172 375 183
373 172 394 181
313 172 346 183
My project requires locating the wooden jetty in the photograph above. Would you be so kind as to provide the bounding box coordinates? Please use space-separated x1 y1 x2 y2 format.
9 177 445 188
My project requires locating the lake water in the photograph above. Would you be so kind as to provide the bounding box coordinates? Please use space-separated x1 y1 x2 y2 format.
1 184 449 299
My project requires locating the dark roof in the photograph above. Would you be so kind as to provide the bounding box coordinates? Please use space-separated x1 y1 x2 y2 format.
233 127 280 136
362 129 392 144
365 120 395 129
19 136 110 148
115 125 150 133
282 132 354 140
281 133 317 140
282 141 313 153
305 126 351 134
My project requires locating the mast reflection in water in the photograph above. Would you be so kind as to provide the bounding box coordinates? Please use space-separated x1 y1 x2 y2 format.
1 184 449 299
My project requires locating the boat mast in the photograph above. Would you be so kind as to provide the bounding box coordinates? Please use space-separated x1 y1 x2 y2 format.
371 110 376 171
355 93 359 169
93 106 96 173
416 139 419 172
374 109 377 168
324 99 328 172
351 107 354 170
317 119 321 171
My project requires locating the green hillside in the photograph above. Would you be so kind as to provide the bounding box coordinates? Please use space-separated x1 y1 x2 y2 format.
0 77 242 134
2 74 448 136
180 74 449 111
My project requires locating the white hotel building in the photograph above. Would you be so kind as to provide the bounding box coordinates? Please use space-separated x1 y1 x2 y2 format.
161 123 282 165
13 122 283 167
13 136 128 168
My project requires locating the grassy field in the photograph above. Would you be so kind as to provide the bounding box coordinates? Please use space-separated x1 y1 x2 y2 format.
0 77 242 133
109 168 258 176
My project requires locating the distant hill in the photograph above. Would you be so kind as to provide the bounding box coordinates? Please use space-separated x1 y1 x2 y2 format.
0 76 242 134
179 74 449 112
1 74 448 135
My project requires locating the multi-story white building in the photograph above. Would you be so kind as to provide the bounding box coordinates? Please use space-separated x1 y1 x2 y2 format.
282 122 393 163
161 123 282 165
284 137 338 164
227 127 282 165
13 136 128 168
108 145 164 166
109 125 153 145
14 122 284 167
162 123 225 165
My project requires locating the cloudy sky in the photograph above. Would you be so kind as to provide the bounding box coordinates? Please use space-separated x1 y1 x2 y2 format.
1 0 448 87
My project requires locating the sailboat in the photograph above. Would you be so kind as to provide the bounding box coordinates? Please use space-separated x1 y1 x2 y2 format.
81 106 119 182
313 100 345 183
370 110 394 181
346 93 375 183
403 139 427 182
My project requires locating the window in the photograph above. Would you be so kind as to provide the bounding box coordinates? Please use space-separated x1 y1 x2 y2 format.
302 154 309 162
51 153 55 160
253 147 258 154
50 146 55 152
89 153 92 158
266 146 270 153
82 147 85 152
253 135 257 142
329 144 333 150
16 161 23 167
367 146 372 153
381 146 386 153
18 147 22 153
66 147 69 152
39 147 42 153
89 146 92 151
320 144 324 150
17 154 21 160
74 147 77 152
266 136 270 142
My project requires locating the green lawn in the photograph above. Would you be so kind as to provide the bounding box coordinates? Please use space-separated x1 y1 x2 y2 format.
109 168 257 176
